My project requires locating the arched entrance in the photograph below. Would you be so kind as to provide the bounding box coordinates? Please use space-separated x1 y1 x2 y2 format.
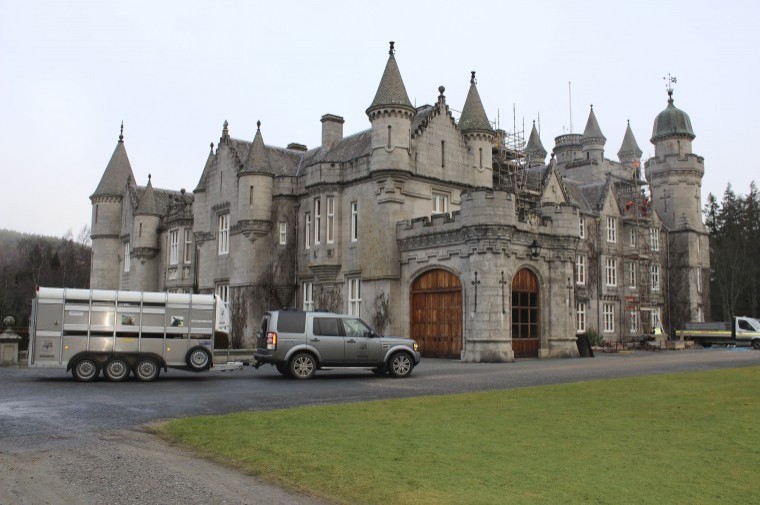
410 269 462 358
512 268 540 358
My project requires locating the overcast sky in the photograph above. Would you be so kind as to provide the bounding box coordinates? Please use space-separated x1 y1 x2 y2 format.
1 0 757 237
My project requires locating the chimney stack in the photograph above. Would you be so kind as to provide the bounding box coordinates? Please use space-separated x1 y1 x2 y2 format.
321 114 344 149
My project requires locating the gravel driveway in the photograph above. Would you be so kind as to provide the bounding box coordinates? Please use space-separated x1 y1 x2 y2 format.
2 349 758 504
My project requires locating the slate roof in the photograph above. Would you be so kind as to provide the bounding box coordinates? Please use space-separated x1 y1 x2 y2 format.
241 126 273 175
582 106 606 143
525 122 547 156
134 178 160 216
618 121 642 158
367 45 413 111
92 140 135 198
458 74 493 133
193 145 216 192
563 180 608 213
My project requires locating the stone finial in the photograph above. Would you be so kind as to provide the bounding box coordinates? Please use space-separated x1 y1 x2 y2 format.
389 41 395 55
119 121 124 143
222 120 229 139
210 142 214 153
470 71 476 84
3 316 14 329
257 120 261 130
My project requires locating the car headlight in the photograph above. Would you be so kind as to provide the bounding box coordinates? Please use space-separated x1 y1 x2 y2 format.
413 341 419 352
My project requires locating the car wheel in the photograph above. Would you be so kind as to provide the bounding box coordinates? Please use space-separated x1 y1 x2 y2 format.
134 358 160 382
289 352 316 380
275 362 290 376
186 347 211 371
104 358 130 382
72 358 99 382
388 352 414 378
752 340 760 350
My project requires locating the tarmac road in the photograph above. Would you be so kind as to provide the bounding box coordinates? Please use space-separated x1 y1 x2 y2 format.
1 348 759 504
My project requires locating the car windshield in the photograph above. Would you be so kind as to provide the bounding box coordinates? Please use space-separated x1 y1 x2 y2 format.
748 318 760 331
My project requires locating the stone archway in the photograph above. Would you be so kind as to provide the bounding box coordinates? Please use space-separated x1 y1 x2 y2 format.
512 268 540 358
410 269 463 359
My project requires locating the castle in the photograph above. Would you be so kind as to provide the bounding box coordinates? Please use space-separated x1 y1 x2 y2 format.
89 42 710 360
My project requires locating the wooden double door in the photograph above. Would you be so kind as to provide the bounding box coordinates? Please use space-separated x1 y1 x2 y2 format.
410 270 462 359
512 268 540 358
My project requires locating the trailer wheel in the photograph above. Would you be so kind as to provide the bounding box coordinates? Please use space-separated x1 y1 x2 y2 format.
752 340 760 350
104 358 130 382
72 358 99 382
186 347 211 372
134 358 160 382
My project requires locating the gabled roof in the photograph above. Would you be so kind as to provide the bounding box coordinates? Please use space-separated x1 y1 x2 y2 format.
91 131 135 199
367 42 413 112
564 179 609 213
458 72 493 134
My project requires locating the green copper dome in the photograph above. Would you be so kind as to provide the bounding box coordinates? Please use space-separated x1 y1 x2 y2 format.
651 92 695 142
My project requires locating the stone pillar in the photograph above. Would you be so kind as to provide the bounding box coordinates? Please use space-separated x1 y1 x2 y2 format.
0 316 21 366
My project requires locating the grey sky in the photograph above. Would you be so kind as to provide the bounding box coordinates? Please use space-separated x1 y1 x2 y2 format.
1 0 757 237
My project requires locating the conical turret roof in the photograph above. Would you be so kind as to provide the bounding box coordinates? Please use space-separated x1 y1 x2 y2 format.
651 90 695 142
242 121 273 175
525 121 547 157
459 72 493 133
618 121 642 159
582 105 606 144
91 124 135 199
367 42 413 112
135 176 160 216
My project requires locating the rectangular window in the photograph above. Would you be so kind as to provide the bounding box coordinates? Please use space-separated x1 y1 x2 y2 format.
603 303 615 333
650 308 661 331
432 191 449 214
314 198 322 244
605 257 617 287
350 201 358 242
326 196 334 244
303 282 314 311
249 185 254 206
696 267 702 293
650 264 660 291
697 306 704 323
348 278 361 317
575 254 586 285
217 214 229 255
305 212 311 249
629 227 636 247
183 229 193 263
169 230 180 265
124 242 130 272
579 217 586 239
216 283 229 304
576 302 586 334
629 309 639 333
279 222 287 245
628 261 637 287
606 217 617 243
650 227 660 251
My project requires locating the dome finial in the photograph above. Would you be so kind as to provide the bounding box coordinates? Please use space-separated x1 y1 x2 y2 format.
256 120 261 130
389 41 395 55
209 142 214 153
119 121 124 143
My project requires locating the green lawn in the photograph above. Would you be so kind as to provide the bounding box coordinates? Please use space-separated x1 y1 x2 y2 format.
155 367 760 505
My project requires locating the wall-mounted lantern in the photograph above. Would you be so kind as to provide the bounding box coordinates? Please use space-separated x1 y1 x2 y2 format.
529 240 542 259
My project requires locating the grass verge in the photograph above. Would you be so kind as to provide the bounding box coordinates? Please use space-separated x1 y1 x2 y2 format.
155 367 760 504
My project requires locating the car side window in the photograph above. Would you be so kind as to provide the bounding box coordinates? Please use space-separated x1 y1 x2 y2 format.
343 318 371 339
313 317 341 336
739 320 750 330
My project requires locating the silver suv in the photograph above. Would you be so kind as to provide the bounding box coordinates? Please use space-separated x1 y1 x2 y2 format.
253 311 420 379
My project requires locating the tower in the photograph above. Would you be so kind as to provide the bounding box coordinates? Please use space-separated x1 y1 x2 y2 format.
581 105 606 163
90 124 135 289
617 120 643 176
645 85 710 327
130 175 161 291
525 121 548 168
458 71 495 186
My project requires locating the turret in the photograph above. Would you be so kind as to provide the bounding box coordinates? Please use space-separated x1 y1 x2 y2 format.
458 71 495 186
617 120 643 175
366 41 415 173
650 88 696 157
525 121 547 168
130 175 161 291
580 105 606 163
238 121 273 224
90 123 135 289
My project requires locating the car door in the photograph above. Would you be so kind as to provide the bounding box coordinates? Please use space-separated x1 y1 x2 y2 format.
342 318 383 365
311 317 344 365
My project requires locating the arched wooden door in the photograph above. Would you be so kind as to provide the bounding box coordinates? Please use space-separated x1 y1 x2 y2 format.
410 270 462 359
512 268 540 358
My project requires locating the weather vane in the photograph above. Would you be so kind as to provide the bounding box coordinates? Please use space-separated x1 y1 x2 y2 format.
664 74 677 94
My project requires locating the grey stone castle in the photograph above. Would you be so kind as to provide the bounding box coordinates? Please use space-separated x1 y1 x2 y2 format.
90 43 709 360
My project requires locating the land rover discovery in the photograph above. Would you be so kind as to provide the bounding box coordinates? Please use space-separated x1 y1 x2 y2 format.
253 310 420 379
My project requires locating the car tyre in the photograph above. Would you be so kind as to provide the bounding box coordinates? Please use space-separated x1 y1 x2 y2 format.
104 358 130 382
72 358 99 382
134 358 160 382
388 352 414 378
752 340 760 350
289 352 316 380
186 347 211 371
